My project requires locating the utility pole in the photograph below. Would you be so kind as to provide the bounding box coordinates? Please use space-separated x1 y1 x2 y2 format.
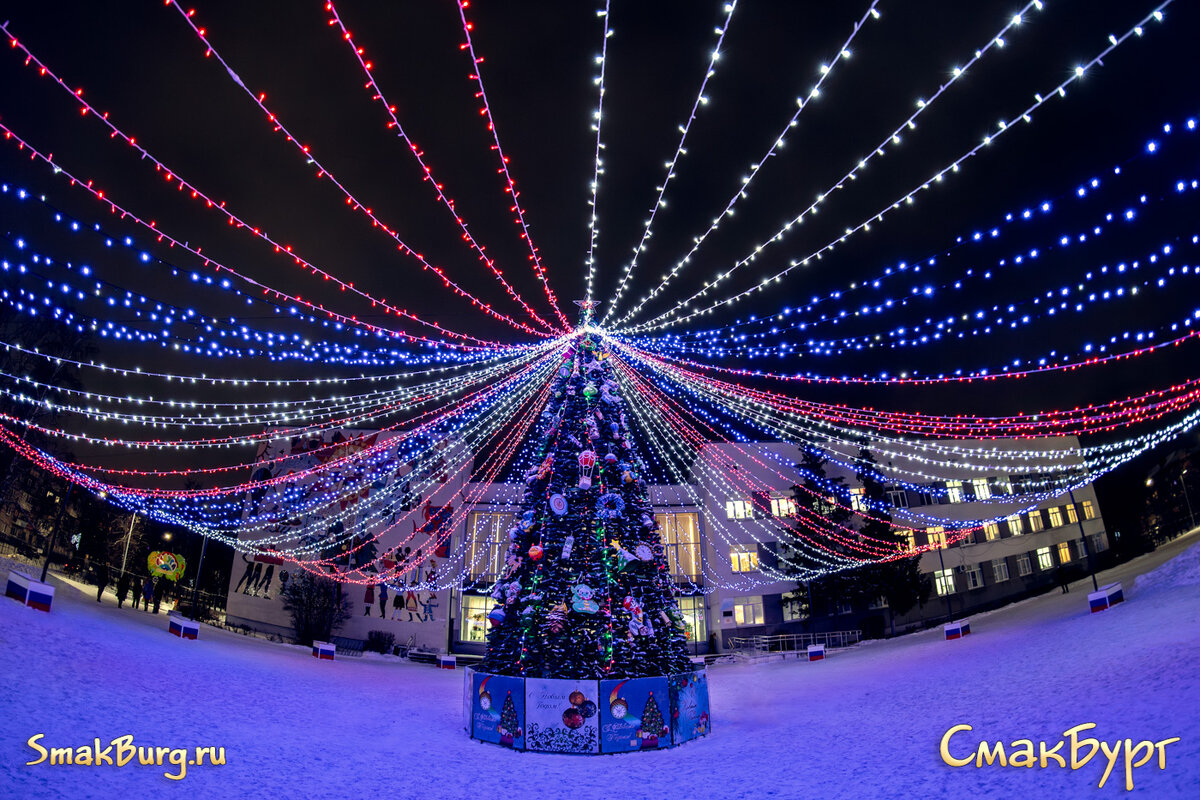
1068 487 1099 592
39 481 74 583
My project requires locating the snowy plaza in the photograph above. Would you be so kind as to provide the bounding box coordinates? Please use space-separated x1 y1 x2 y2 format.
3 533 1198 799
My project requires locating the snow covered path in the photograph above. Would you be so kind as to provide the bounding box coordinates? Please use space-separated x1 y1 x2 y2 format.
2 535 1199 799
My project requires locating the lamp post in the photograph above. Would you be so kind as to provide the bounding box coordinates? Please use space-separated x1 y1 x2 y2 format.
118 512 137 578
1180 469 1196 532
39 481 74 583
1067 487 1099 592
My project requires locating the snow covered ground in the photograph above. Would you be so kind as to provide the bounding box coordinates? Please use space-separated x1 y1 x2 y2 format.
2 534 1198 800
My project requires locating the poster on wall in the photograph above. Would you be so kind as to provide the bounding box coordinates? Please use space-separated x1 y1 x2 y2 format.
669 670 711 745
472 674 525 750
598 677 671 752
524 678 600 753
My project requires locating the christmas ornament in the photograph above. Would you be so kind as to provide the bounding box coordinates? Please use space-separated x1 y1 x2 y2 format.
572 584 599 614
611 540 637 570
480 692 492 711
549 493 568 516
569 690 585 706
625 596 654 636
488 606 506 626
577 449 597 490
560 534 574 561
536 454 554 481
546 603 567 634
562 707 585 729
528 543 544 561
634 544 654 561
583 381 598 399
609 681 629 719
596 492 626 519
579 700 597 719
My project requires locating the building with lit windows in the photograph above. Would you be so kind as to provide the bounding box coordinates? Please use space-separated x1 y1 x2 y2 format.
225 432 1110 655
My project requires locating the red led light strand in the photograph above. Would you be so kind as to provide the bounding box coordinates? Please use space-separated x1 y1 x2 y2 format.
151 4 552 339
0 118 503 349
324 0 564 335
452 0 572 331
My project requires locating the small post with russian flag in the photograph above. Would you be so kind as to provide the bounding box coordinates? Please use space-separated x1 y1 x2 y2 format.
5 570 54 612
944 620 971 640
312 641 336 660
168 615 200 640
807 643 825 661
1088 582 1124 613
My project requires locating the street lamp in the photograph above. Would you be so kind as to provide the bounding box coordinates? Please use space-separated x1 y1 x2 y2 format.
1180 469 1196 531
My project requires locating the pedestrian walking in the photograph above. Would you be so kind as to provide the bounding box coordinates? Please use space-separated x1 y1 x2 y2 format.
141 576 154 611
94 562 110 603
116 572 132 608
152 577 167 614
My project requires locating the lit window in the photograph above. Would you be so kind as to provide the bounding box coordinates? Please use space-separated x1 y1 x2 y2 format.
675 595 706 641
732 596 764 626
972 478 992 501
902 530 917 551
1066 504 1079 524
934 568 955 596
964 564 984 590
1028 511 1044 532
1006 514 1024 536
926 526 946 549
770 496 798 517
983 522 1000 541
849 487 868 513
1057 542 1072 563
1048 507 1064 528
730 544 759 573
459 594 492 643
946 481 965 504
868 595 889 609
467 511 513 580
991 558 1010 583
1082 500 1096 520
726 499 752 519
1036 547 1054 570
657 512 701 580
1017 554 1033 576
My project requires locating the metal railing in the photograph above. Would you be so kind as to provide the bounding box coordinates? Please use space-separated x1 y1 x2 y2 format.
727 630 862 658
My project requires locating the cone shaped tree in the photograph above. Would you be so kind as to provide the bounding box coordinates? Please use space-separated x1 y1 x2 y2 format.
480 323 691 679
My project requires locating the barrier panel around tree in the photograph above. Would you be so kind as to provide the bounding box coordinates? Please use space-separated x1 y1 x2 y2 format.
467 670 710 753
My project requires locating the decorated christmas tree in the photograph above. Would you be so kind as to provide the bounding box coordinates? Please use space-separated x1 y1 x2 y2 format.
639 692 666 747
480 305 691 679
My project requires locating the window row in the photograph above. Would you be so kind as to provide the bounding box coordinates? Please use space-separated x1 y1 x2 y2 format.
933 535 1107 596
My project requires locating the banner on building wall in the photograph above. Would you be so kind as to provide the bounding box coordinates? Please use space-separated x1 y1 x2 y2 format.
472 673 525 750
599 677 671 752
669 670 710 744
524 678 600 753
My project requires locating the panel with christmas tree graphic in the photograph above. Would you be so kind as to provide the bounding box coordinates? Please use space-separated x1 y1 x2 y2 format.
479 323 691 680
471 673 525 749
599 676 671 752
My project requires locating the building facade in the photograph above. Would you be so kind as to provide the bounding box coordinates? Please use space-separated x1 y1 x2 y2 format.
225 435 1112 654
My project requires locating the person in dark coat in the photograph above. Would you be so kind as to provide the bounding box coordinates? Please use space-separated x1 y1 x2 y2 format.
94 562 111 603
152 577 167 613
116 572 132 608
141 576 155 611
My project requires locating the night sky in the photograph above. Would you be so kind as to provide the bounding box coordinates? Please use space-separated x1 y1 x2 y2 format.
1 1 1198 529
